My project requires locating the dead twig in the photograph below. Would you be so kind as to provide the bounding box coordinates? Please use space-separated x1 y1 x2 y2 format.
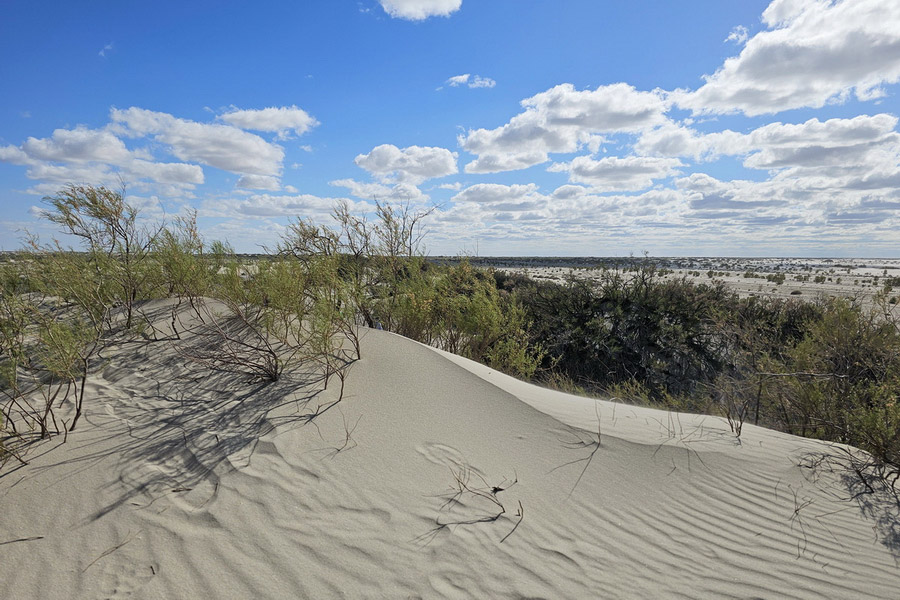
82 530 140 573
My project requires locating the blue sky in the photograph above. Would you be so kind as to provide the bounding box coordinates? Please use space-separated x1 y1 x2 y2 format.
2 0 899 256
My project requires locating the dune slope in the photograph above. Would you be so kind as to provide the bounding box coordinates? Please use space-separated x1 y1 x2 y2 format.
1 304 898 599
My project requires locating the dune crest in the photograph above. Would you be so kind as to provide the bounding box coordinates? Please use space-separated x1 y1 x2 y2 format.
1 301 898 599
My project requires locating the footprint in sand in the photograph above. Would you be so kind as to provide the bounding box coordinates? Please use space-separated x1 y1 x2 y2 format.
95 559 157 599
417 442 484 476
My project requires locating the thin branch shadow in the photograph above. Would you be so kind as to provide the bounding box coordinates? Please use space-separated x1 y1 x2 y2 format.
12 330 349 523
798 446 900 560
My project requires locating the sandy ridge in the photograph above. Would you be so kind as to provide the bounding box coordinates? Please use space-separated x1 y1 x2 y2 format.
1 301 898 598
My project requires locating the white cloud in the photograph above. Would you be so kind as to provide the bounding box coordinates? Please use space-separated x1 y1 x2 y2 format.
635 121 729 160
453 183 542 206
23 162 114 187
128 160 204 185
447 74 470 87
741 114 900 170
551 184 589 200
449 183 556 218
638 114 900 167
445 74 496 89
548 156 683 192
379 0 461 20
354 144 457 184
0 145 35 166
330 178 428 202
678 0 900 115
674 165 900 230
22 127 132 164
236 174 281 191
0 124 206 194
99 42 114 57
470 76 496 89
0 109 319 196
234 193 354 217
438 182 462 191
111 107 284 177
724 25 749 45
461 83 668 173
220 105 318 139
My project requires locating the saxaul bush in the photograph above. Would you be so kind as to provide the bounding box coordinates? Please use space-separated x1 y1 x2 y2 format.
153 210 212 336
0 274 100 450
1 185 167 460
41 184 164 330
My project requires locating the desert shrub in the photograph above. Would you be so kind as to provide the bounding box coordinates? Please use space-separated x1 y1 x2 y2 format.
0 286 101 440
572 378 706 421
40 184 163 329
432 261 542 378
500 264 735 396
498 263 900 462
763 299 900 452
154 211 211 309
276 206 542 378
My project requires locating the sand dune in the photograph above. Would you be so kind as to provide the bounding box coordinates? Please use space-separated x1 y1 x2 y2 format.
1 301 898 599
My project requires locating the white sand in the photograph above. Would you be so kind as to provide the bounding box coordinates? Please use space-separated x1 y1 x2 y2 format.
1 300 898 599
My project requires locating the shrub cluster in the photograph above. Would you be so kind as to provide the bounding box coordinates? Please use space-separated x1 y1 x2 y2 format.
497 263 900 475
0 186 541 467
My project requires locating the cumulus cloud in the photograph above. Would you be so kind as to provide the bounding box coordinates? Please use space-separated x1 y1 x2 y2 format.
461 83 668 173
638 114 900 168
234 193 355 217
445 74 496 89
220 105 318 139
741 114 900 170
678 0 900 115
549 155 683 192
674 165 900 231
0 144 37 166
636 121 722 159
236 174 282 191
453 183 541 205
379 0 461 20
128 160 205 185
354 144 457 184
433 182 692 243
451 183 550 216
0 106 317 196
22 127 132 164
111 107 284 176
551 185 589 200
22 161 115 187
330 178 428 202
0 123 206 193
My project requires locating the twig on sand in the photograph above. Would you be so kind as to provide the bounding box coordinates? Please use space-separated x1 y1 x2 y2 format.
416 464 523 545
499 500 524 543
82 530 140 573
788 485 814 559
0 536 44 546
551 400 603 498
328 408 360 457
